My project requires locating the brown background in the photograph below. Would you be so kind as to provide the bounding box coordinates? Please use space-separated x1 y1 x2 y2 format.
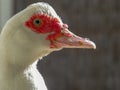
13 0 120 90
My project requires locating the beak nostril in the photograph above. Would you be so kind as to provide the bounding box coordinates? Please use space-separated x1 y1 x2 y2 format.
61 24 68 30
62 24 68 29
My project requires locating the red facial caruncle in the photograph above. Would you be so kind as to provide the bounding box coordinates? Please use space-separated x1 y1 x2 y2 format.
25 13 68 40
25 13 96 49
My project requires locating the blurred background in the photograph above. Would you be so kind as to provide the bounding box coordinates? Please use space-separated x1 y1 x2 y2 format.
0 0 120 90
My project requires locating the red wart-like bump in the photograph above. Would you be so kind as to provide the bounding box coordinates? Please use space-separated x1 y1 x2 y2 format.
25 13 64 40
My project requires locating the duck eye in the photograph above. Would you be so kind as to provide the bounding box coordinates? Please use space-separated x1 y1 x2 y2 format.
33 18 42 26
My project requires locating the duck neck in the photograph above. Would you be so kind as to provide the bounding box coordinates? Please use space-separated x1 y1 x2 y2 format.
0 43 51 77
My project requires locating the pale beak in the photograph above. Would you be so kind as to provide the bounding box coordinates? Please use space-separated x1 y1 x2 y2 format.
51 29 96 49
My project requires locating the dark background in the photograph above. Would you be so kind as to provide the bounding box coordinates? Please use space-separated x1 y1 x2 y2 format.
13 0 120 90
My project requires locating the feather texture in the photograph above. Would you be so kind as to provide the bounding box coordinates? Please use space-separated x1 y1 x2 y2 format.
0 2 95 90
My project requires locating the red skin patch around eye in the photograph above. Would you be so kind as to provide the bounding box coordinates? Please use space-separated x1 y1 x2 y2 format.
25 14 62 40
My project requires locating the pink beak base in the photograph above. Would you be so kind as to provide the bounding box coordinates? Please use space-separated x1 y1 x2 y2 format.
51 29 96 49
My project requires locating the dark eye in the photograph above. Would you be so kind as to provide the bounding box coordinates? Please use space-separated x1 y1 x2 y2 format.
33 18 42 26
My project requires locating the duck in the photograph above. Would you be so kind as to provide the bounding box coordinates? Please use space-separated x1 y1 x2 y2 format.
0 2 96 90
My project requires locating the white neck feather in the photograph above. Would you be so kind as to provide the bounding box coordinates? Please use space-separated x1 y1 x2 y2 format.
0 27 50 90
0 43 49 90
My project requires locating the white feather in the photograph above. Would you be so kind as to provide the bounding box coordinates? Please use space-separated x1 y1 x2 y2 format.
0 2 61 90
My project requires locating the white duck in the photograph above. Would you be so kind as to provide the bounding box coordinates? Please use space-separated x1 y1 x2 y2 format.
0 2 96 90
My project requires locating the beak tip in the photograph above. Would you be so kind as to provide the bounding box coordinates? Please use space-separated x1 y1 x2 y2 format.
92 43 96 49
83 39 96 49
88 40 96 49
